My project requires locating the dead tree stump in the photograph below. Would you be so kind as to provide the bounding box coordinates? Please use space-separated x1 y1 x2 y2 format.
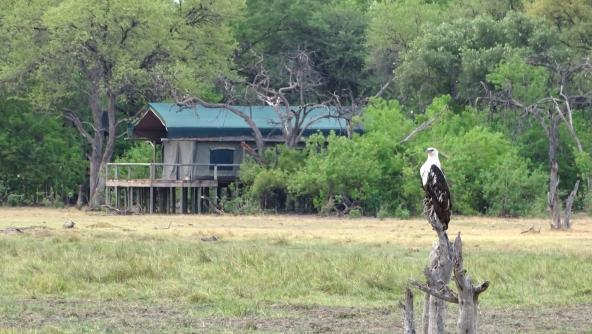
404 198 489 334
421 199 453 334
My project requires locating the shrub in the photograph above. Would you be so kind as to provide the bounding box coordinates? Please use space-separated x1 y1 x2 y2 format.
584 193 592 216
348 208 362 218
251 169 289 211
7 194 24 207
394 204 411 219
233 96 553 218
482 155 546 216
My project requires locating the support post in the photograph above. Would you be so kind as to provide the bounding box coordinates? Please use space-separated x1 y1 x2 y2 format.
197 187 202 214
149 186 154 214
114 166 119 209
182 187 188 214
171 187 176 214
159 188 166 214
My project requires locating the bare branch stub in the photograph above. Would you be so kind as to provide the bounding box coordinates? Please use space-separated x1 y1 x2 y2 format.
451 233 490 334
410 280 458 304
399 287 417 334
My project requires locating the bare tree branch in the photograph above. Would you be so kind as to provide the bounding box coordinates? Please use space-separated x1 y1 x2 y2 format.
373 76 395 99
63 108 94 144
410 280 459 304
398 110 445 145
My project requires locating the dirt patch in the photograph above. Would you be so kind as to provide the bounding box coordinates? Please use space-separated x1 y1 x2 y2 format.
1 298 590 333
0 225 48 234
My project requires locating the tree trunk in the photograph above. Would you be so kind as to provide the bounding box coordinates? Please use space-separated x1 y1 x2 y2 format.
547 116 562 229
88 143 107 209
76 184 84 208
564 180 580 229
545 115 581 230
87 89 118 209
411 198 490 333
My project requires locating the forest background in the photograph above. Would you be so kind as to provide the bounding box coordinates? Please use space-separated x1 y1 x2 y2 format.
1 0 591 220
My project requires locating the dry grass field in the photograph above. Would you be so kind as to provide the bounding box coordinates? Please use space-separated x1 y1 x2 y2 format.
2 207 592 253
0 207 591 333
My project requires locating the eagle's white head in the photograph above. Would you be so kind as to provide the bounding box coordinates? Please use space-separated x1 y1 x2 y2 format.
426 147 439 159
421 147 442 186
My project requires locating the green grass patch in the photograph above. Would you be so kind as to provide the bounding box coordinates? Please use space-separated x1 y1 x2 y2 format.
0 234 591 317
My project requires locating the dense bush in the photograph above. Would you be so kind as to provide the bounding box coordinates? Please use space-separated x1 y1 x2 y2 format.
0 99 85 205
237 96 548 217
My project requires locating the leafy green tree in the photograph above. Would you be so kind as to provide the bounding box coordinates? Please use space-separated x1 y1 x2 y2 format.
366 0 448 93
395 13 555 109
0 0 241 208
253 95 547 217
526 0 592 50
485 51 592 229
0 97 85 204
482 155 546 216
235 0 369 95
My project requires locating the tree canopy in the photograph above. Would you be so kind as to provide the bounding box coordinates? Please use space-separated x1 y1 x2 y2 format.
0 0 591 220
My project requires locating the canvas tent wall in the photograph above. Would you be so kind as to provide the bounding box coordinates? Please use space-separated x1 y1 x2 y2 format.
162 140 242 180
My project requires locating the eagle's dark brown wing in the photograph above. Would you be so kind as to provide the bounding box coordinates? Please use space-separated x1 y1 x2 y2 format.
423 164 452 229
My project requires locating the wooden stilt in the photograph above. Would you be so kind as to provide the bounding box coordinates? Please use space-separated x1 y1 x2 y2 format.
212 187 218 213
149 186 154 214
197 187 202 214
171 187 176 214
159 188 166 214
106 185 110 207
182 188 188 214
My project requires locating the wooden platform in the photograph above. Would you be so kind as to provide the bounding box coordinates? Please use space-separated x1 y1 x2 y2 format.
104 162 240 214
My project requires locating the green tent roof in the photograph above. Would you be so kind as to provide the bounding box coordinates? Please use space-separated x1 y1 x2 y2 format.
133 102 351 140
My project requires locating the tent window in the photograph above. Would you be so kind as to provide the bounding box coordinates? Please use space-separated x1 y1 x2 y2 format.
210 149 234 170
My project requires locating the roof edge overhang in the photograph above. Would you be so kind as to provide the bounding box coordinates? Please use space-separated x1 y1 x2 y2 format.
131 107 168 142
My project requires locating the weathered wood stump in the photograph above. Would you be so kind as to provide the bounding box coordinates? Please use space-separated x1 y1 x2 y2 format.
402 198 489 334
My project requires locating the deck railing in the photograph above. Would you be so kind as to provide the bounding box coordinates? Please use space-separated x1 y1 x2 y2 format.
106 162 241 181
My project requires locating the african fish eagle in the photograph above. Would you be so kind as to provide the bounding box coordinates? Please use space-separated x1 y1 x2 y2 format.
420 147 452 229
